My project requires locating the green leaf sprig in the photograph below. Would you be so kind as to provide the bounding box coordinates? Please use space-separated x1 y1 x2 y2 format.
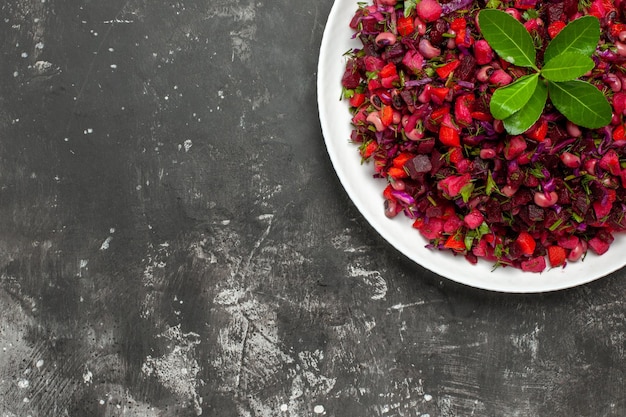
403 0 418 17
477 9 612 135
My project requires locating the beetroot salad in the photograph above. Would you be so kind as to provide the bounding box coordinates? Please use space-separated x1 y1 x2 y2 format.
340 0 626 272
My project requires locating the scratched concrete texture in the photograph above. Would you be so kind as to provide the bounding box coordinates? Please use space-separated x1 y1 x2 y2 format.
0 0 624 416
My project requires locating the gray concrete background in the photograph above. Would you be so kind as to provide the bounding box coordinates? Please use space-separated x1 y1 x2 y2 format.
0 0 624 416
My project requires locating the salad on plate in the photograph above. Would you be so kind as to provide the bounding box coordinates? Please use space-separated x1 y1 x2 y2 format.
340 0 626 272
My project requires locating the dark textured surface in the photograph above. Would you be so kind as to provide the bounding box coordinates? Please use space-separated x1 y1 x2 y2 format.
0 1 625 416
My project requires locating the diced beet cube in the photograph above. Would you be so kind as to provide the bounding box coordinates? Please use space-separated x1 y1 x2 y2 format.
420 218 444 240
430 149 445 173
402 49 424 74
341 60 361 89
511 188 532 207
444 215 464 234
384 43 406 64
613 92 626 116
484 199 502 223
557 235 580 250
437 174 472 197
428 20 447 46
472 238 487 257
593 200 613 220
504 136 527 161
596 229 615 244
465 252 478 264
454 54 477 82
406 154 433 179
416 0 443 23
515 0 538 8
599 150 621 175
405 181 428 199
425 204 445 219
545 3 564 25
563 0 578 17
588 236 612 255
573 194 590 216
417 138 436 154
556 184 571 205
464 209 485 229
520 256 547 273
527 205 545 222
364 55 386 72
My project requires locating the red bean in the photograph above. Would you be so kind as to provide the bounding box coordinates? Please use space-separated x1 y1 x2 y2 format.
534 191 559 208
375 32 397 47
568 240 587 262
505 8 522 20
391 179 406 191
418 39 441 59
366 112 385 132
604 73 622 92
560 152 581 168
476 65 494 83
566 121 582 137
414 17 427 35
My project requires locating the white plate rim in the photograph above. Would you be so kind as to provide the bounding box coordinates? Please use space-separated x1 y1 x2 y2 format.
317 0 626 293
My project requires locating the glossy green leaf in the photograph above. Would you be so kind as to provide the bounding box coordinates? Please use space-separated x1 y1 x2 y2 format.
502 80 547 135
541 53 595 82
543 16 600 63
490 73 539 120
478 9 537 69
548 80 612 129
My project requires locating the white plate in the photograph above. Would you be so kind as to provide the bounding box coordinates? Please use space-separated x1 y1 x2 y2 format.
317 0 626 293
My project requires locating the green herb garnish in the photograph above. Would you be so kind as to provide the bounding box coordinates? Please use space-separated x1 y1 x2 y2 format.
478 9 612 135
403 0 418 17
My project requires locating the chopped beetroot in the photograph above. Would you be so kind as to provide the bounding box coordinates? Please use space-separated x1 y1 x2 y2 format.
613 92 626 116
557 235 579 250
464 209 484 229
454 54 477 82
545 3 564 25
573 194 590 216
343 0 626 273
588 236 612 255
437 174 472 197
419 218 445 240
484 199 502 223
473 40 494 65
454 94 474 126
562 0 578 17
417 138 436 154
504 136 527 161
416 0 443 23
406 154 433 178
599 149 621 175
341 60 360 89
527 205 545 222
592 199 613 220
515 0 539 8
429 19 448 46
444 215 465 234
402 50 424 74
521 256 547 273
